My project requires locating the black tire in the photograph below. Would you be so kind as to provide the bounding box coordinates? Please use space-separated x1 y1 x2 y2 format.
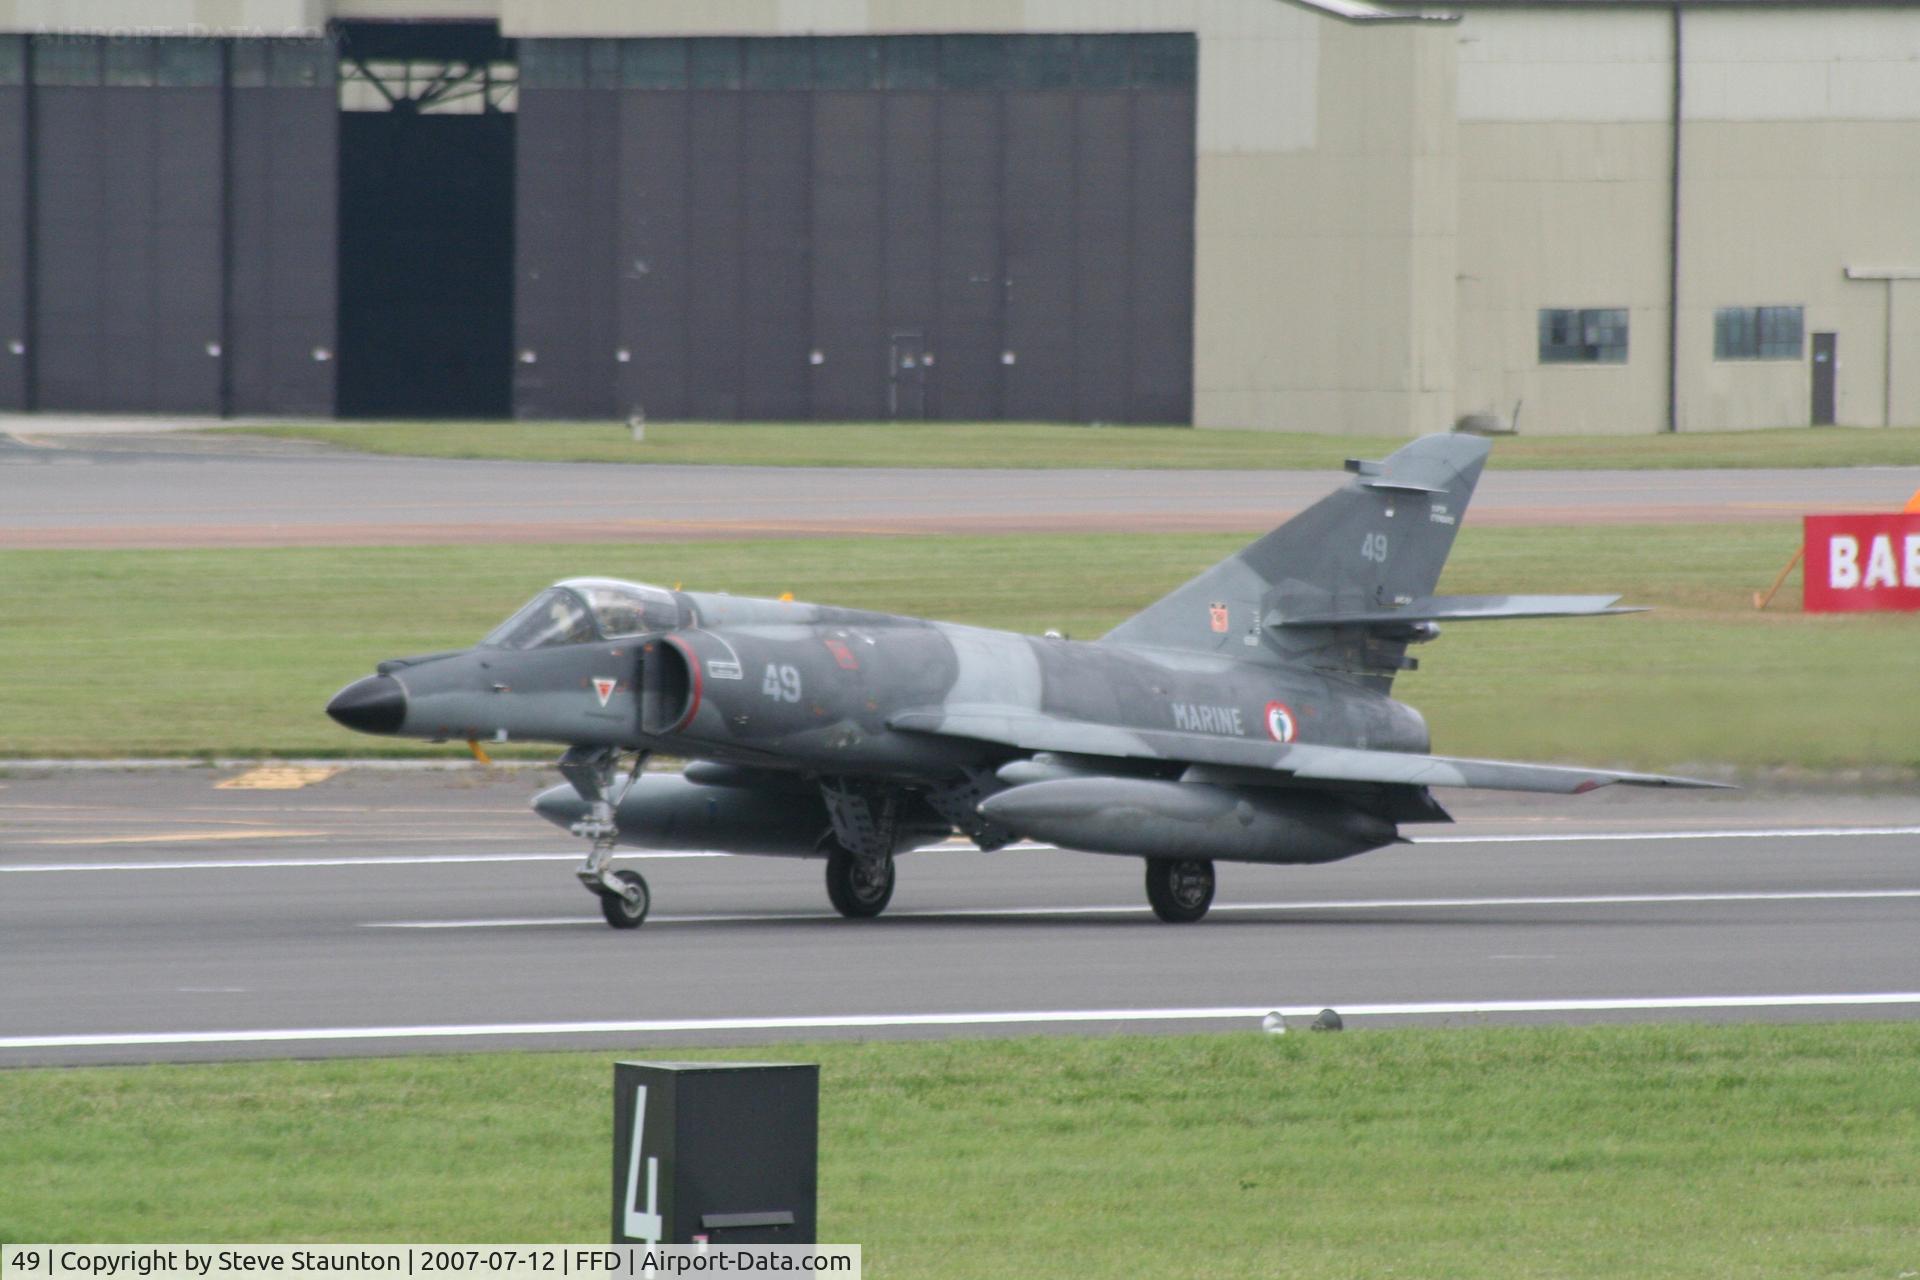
825 844 895 919
1144 857 1215 923
599 868 651 929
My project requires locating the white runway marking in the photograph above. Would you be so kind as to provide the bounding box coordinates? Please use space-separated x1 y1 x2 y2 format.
0 850 727 873
362 886 1920 929
1413 825 1920 845
7 993 1920 1050
3 824 1916 874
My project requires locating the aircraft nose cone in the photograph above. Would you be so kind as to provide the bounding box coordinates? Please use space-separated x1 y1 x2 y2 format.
532 783 589 830
326 675 407 735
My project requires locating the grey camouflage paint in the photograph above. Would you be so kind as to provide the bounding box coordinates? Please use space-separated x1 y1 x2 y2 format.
327 433 1726 916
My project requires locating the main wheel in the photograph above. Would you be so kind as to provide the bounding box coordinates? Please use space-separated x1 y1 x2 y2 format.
825 844 895 919
1144 857 1215 923
599 868 651 929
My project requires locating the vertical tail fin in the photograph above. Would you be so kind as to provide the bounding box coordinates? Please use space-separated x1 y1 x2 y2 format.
1100 433 1492 689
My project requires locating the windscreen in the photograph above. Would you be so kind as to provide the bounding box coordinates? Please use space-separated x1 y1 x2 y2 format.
482 588 600 650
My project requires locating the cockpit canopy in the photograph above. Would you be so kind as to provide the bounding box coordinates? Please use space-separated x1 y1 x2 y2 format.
482 579 684 650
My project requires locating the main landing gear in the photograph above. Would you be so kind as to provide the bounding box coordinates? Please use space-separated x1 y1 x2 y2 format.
818 779 901 920
824 840 895 918
1144 856 1215 923
559 745 652 930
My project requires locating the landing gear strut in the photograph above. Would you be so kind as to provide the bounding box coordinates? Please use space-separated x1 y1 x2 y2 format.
560 745 652 929
1144 856 1215 923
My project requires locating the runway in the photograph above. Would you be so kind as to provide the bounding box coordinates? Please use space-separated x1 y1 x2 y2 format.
4 430 1917 547
4 768 1917 1066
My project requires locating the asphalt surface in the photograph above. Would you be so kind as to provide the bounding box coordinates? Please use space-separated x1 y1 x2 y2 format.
4 430 1917 547
4 768 1917 1066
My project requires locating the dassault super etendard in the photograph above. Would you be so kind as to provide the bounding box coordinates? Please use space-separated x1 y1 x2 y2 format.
326 432 1724 929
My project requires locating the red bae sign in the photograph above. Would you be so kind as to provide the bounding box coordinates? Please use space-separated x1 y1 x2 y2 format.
1803 513 1920 613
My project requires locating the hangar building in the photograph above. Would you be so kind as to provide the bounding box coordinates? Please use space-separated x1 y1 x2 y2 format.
1 0 1917 435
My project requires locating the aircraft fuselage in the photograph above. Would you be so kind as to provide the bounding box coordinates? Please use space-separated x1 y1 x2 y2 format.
352 589 1430 781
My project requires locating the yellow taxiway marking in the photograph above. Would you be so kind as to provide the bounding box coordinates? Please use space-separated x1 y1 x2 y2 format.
215 766 342 791
34 829 329 846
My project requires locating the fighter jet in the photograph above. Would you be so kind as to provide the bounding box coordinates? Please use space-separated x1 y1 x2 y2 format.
326 432 1722 929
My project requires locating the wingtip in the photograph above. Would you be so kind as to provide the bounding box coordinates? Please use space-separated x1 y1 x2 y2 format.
1627 774 1741 791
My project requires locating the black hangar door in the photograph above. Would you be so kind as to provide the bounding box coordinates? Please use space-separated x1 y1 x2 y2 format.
28 37 225 414
514 33 1194 424
336 24 514 419
0 38 27 409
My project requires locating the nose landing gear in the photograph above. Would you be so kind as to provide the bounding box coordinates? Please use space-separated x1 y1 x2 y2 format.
560 745 653 929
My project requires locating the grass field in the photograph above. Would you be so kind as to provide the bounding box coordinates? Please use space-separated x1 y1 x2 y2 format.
2 524 1913 770
3 1025 1916 1277
219 420 1920 472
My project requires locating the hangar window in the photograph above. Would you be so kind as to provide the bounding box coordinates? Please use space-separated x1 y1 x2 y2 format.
584 39 621 90
813 38 879 90
1133 34 1199 87
103 38 157 87
1076 35 1132 88
29 35 101 86
1715 306 1804 360
690 39 744 89
1009 34 1074 89
156 39 221 87
519 39 583 89
746 38 811 89
883 36 939 89
622 39 687 89
266 39 331 89
1538 309 1628 364
940 35 1010 89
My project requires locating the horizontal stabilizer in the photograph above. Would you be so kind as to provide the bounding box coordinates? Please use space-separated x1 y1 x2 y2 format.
889 708 1730 795
1272 594 1642 628
1359 478 1449 495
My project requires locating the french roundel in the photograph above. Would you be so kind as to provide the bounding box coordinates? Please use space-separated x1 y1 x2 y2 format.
1264 701 1297 743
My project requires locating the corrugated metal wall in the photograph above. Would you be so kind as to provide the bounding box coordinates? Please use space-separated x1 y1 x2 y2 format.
228 40 338 417
0 34 335 417
515 34 1196 423
513 66 620 420
30 37 225 413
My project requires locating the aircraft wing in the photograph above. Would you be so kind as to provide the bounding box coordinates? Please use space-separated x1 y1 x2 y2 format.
888 708 1730 794
1241 740 1729 793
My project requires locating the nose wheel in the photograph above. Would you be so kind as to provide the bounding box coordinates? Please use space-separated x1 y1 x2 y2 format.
598 868 652 929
